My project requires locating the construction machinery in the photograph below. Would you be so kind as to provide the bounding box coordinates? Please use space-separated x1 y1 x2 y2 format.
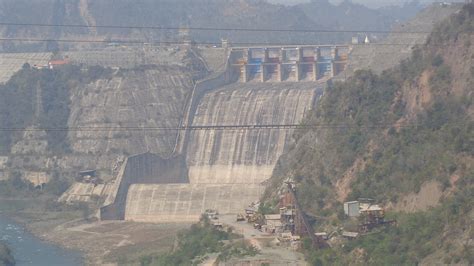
236 213 246 222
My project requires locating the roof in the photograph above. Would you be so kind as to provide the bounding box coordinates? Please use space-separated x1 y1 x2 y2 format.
342 231 359 238
344 201 359 205
79 170 97 176
267 220 282 227
360 204 383 212
265 214 281 220
49 60 69 65
291 235 301 241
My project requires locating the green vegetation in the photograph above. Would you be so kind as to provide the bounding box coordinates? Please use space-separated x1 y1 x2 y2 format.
136 216 258 266
0 170 90 224
0 64 112 154
266 3 474 265
303 180 473 266
429 3 474 44
0 171 70 198
349 96 472 201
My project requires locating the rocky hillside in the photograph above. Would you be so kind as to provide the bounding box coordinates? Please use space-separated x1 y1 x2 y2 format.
266 3 473 264
0 47 205 184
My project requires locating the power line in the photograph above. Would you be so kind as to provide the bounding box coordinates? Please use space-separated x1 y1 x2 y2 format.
0 22 438 35
0 37 434 47
0 122 464 132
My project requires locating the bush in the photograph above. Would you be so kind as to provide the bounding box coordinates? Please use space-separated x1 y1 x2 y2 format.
0 173 36 197
147 216 257 266
44 175 71 196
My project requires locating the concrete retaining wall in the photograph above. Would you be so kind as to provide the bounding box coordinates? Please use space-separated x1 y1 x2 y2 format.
100 152 188 220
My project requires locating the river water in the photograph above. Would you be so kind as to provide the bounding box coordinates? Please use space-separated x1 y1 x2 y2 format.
0 215 84 266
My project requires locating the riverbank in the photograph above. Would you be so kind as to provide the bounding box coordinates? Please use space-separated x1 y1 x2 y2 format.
0 214 83 265
1 196 190 265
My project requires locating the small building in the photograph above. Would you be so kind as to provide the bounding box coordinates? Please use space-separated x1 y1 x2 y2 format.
32 64 48 70
79 170 97 178
205 209 219 220
265 214 283 233
342 231 359 239
315 232 328 240
245 208 256 215
360 204 383 213
78 170 98 183
211 221 223 229
48 59 70 69
279 232 293 241
221 39 230 49
344 201 360 217
352 36 361 44
265 214 281 223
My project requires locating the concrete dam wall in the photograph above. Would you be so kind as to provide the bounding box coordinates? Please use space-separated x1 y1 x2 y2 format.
123 82 320 222
101 48 322 223
101 152 188 220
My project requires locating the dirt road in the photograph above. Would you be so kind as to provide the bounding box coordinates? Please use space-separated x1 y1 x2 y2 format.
218 214 308 265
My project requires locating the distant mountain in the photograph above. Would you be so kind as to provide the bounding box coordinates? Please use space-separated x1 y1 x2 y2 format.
297 0 423 31
0 0 422 52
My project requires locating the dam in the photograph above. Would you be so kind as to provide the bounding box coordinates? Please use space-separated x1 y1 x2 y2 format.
94 45 328 222
232 45 349 82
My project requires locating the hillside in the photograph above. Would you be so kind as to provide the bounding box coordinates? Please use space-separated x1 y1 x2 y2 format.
0 47 204 187
344 3 460 74
298 0 420 32
0 0 421 52
266 3 473 265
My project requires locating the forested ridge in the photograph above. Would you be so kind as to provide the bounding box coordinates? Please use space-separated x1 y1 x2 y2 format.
267 3 473 265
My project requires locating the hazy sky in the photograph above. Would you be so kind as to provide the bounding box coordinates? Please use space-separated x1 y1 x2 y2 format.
266 0 407 7
267 0 463 8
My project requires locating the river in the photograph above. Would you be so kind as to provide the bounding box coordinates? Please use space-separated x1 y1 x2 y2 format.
0 215 84 266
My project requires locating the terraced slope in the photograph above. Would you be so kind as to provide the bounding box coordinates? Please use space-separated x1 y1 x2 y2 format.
67 66 193 160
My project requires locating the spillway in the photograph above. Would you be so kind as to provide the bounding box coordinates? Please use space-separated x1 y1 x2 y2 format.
186 83 316 184
123 82 320 222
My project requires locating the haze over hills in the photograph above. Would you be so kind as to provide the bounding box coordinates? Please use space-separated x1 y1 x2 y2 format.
269 0 464 8
0 0 471 265
0 0 423 52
